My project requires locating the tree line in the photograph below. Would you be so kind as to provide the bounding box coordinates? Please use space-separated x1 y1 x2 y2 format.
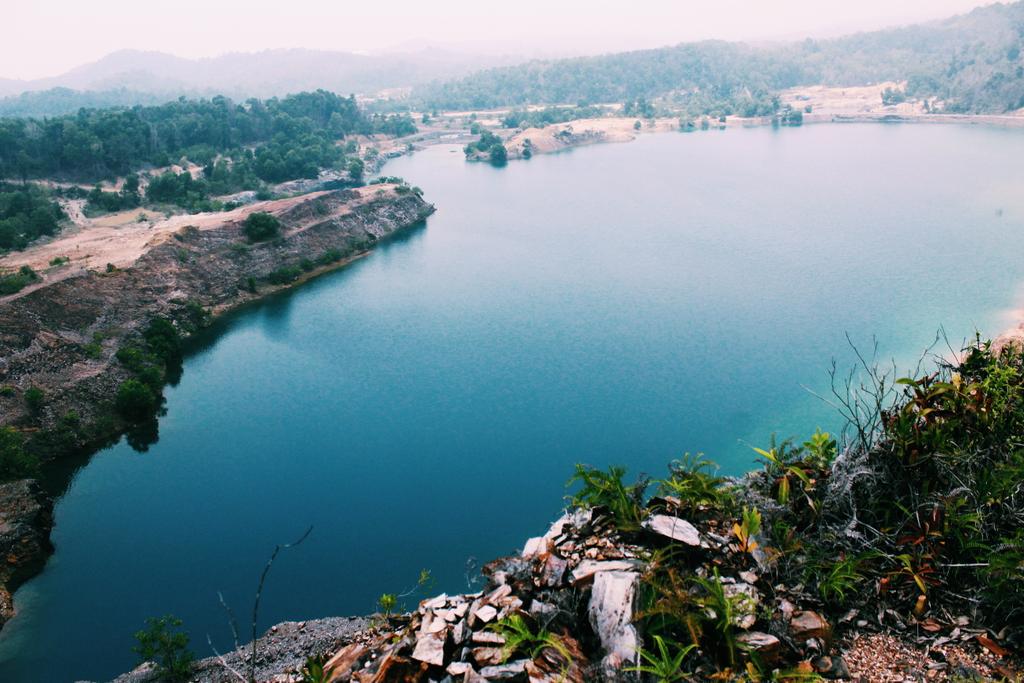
0 89 416 182
416 2 1024 114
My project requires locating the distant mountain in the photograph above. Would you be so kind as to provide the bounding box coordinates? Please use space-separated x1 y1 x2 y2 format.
419 1 1024 113
0 47 523 114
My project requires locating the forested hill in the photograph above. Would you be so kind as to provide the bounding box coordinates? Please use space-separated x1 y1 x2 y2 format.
417 1 1024 113
0 90 415 182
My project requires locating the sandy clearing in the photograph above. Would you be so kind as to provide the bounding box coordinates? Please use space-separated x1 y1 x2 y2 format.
505 116 680 156
781 81 920 116
0 186 394 287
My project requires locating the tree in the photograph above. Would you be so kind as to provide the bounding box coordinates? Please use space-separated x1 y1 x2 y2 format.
133 615 194 682
242 212 280 243
347 158 364 182
115 379 157 422
143 317 182 365
488 143 508 166
0 427 38 481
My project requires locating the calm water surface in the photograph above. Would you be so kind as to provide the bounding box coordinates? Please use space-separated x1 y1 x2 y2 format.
2 124 1024 681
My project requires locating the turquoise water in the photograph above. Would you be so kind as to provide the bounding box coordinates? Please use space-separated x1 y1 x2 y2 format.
2 124 1024 682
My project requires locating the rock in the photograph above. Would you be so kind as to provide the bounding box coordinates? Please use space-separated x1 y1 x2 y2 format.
812 655 852 679
412 631 447 667
587 570 640 672
472 646 506 666
528 600 557 620
480 659 529 679
722 580 760 629
543 509 592 542
642 515 701 546
522 536 547 558
0 479 54 629
452 620 470 645
447 661 474 676
423 594 449 610
790 611 831 643
485 584 513 604
324 642 366 678
737 632 781 663
570 559 643 584
473 604 498 623
472 631 506 645
539 554 568 587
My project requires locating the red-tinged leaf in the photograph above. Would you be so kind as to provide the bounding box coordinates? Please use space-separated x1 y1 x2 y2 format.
977 634 1010 658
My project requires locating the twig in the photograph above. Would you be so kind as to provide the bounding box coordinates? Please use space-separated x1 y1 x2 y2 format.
248 526 314 682
207 634 246 683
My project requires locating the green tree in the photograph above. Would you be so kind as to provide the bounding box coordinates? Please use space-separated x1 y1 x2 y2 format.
133 615 194 682
115 379 157 422
347 158 365 182
489 143 508 166
242 212 281 243
0 427 38 481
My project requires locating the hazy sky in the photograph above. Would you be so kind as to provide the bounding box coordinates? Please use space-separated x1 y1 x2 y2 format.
3 0 1000 80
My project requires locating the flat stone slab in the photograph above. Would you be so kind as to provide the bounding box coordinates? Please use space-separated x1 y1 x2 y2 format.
570 559 644 584
642 515 701 545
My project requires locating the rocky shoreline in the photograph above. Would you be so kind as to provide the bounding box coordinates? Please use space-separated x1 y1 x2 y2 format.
108 497 1020 682
0 185 435 631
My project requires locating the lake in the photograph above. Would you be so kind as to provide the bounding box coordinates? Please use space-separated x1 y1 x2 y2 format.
2 123 1023 682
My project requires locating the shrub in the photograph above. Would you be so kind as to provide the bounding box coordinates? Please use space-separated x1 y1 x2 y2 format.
0 265 39 295
115 379 157 422
0 427 38 481
567 464 648 531
132 615 193 682
83 342 103 359
242 211 281 243
143 318 182 365
24 387 44 415
657 453 732 514
267 265 303 285
489 143 508 166
318 248 344 265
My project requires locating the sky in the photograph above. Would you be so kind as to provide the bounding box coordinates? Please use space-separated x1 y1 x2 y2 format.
2 0 1002 81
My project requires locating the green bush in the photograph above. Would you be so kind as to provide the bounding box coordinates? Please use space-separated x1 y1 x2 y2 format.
489 143 508 166
267 265 303 285
318 248 344 265
0 265 39 295
24 387 44 415
132 615 193 682
242 212 281 243
0 427 38 481
143 318 182 365
115 379 157 422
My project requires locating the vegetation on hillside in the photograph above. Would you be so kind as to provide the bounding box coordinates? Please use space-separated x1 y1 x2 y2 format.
0 183 63 251
418 2 1024 114
0 87 166 118
0 90 415 183
563 337 1024 677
